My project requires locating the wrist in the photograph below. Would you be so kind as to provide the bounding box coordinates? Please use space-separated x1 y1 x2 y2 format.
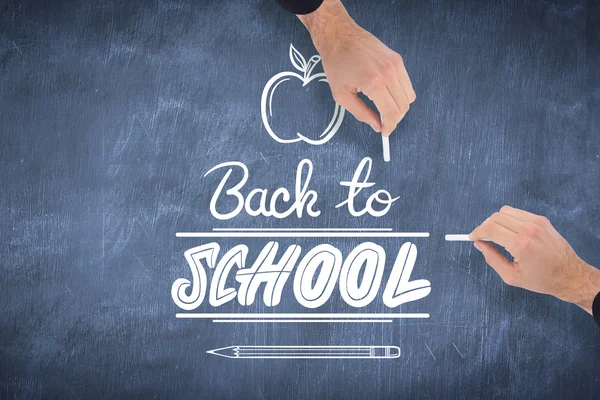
556 260 600 314
297 0 357 53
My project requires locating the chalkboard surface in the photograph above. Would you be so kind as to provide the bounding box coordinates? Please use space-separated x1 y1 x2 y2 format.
1 0 599 398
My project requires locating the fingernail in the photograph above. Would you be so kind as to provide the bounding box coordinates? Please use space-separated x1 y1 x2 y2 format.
370 124 379 132
473 242 482 252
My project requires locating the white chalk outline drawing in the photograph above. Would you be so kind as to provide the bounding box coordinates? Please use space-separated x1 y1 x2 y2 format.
261 44 345 145
171 244 218 311
207 345 400 359
171 241 431 322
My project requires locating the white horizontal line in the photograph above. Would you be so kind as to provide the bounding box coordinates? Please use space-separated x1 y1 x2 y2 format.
445 234 471 241
445 234 492 242
212 319 393 323
176 313 429 319
176 232 430 238
213 228 393 232
224 356 390 359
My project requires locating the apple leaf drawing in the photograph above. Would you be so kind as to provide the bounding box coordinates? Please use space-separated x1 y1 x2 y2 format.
289 44 307 73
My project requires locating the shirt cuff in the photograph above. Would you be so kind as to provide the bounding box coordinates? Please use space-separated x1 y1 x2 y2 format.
593 291 600 327
274 0 325 15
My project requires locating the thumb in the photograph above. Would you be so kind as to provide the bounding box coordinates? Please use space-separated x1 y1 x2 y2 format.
336 92 382 132
474 241 517 286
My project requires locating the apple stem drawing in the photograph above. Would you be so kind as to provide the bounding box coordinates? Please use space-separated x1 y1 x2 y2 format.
261 44 345 145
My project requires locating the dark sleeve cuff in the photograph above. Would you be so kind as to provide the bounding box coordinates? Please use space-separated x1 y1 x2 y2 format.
274 0 325 15
593 291 600 327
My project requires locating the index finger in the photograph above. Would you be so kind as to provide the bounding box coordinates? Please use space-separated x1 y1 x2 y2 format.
470 220 519 253
499 205 540 222
363 86 403 137
395 56 416 103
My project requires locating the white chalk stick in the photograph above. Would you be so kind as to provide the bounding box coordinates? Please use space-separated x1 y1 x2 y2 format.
445 234 492 242
382 135 390 162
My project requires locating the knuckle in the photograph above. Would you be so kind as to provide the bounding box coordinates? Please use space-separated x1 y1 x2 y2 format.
500 205 512 213
491 212 501 221
524 223 542 237
515 235 530 251
534 215 550 227
382 60 396 76
395 54 404 67
366 74 385 91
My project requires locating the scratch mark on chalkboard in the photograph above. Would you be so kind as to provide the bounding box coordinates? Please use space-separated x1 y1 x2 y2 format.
134 254 152 281
48 285 88 298
546 342 600 364
391 351 411 366
64 383 80 400
0 13 49 30
259 152 269 165
65 285 75 299
430 250 499 291
316 373 327 384
424 343 436 360
76 5 114 11
11 41 22 55
452 342 465 358
576 343 600 351
105 217 153 259
0 41 35 53
134 217 154 240
399 322 471 328
135 115 156 145
573 332 596 348
174 172 191 228
109 118 135 161
541 333 567 350
559 356 575 373
246 153 283 164
257 387 266 400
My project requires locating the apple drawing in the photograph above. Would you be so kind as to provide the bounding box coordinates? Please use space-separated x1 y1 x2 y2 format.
261 44 345 145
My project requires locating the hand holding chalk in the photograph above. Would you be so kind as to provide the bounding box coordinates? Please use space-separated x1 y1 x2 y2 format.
298 3 416 136
469 206 600 315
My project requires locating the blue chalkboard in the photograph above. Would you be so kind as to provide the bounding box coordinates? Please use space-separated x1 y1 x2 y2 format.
1 0 599 398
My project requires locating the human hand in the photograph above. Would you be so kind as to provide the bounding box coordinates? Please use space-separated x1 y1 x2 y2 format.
298 0 416 136
470 206 600 314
